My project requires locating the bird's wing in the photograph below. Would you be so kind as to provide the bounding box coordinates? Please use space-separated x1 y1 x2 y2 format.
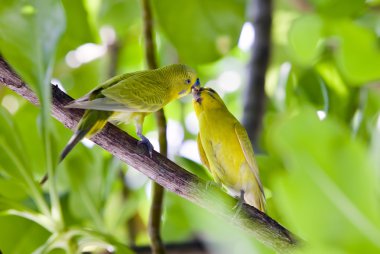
197 133 210 170
101 72 168 112
65 72 144 111
234 123 265 196
64 97 142 112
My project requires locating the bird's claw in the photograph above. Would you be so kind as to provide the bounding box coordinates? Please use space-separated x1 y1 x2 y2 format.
232 190 245 219
138 136 154 158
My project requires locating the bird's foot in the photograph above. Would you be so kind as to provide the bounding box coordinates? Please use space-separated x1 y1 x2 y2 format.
232 190 245 219
137 135 154 158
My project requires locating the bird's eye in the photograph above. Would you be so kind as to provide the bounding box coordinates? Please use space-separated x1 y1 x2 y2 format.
185 79 191 84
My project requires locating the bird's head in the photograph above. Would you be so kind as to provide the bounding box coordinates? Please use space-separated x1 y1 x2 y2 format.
192 87 226 115
167 64 200 99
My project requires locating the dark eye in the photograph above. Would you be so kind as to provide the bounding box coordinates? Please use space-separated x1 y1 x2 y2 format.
185 79 191 84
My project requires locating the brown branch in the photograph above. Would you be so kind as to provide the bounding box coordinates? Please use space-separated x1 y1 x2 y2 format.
141 0 166 253
0 58 300 253
131 240 208 254
242 0 272 149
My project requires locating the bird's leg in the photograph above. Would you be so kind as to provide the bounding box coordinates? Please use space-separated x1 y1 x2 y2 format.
135 117 154 157
232 190 245 219
137 131 154 158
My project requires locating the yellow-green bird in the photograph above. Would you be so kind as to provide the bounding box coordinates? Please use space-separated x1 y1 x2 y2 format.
192 87 265 211
61 64 200 161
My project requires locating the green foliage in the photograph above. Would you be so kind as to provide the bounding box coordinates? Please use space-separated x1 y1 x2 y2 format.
1 0 380 253
152 0 246 64
266 109 380 252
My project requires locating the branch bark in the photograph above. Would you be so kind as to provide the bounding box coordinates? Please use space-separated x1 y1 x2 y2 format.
141 0 166 253
132 240 208 254
242 0 272 149
0 58 300 253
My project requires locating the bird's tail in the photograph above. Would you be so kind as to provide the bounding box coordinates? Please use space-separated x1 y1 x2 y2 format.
244 183 266 212
60 129 88 162
60 109 112 161
241 164 266 212
40 110 112 184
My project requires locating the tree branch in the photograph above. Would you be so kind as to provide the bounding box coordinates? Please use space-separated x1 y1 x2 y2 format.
242 0 272 149
132 240 208 254
0 58 300 253
141 0 167 253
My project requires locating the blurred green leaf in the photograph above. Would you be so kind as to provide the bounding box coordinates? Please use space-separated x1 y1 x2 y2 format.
152 0 246 64
288 15 324 65
330 20 380 84
0 0 65 94
315 59 359 122
267 108 380 252
0 1 66 225
0 215 49 254
57 0 96 59
64 148 108 230
308 0 366 17
98 0 141 36
351 87 380 141
0 106 30 181
175 156 212 181
58 59 104 97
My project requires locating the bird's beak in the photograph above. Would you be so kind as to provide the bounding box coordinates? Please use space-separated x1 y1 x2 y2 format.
191 78 200 91
192 86 202 103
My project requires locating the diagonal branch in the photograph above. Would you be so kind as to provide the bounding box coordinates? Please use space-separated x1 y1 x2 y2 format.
0 58 300 253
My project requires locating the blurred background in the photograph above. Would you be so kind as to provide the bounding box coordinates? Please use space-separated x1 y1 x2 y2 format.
1 0 380 253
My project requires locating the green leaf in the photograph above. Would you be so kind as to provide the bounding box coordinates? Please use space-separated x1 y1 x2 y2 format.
266 108 380 252
0 215 50 254
62 148 118 230
308 0 366 17
0 0 66 224
315 59 359 122
352 87 380 141
175 156 212 181
288 15 324 65
98 0 141 36
330 20 380 84
0 106 32 181
57 0 96 59
153 0 246 64
0 0 66 94
0 106 51 217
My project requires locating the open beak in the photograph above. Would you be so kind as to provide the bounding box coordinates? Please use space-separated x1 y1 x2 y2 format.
192 86 203 103
191 78 201 91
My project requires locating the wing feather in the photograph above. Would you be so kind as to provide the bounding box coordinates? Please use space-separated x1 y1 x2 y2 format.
65 70 169 112
197 133 210 170
101 71 169 112
234 123 265 197
64 97 147 112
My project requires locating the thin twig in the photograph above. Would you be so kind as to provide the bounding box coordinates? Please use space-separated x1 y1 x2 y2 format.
242 0 273 149
0 58 300 253
141 0 167 253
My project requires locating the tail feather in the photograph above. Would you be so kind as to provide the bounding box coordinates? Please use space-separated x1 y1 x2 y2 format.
60 130 88 162
244 185 266 212
40 110 112 185
40 129 89 185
